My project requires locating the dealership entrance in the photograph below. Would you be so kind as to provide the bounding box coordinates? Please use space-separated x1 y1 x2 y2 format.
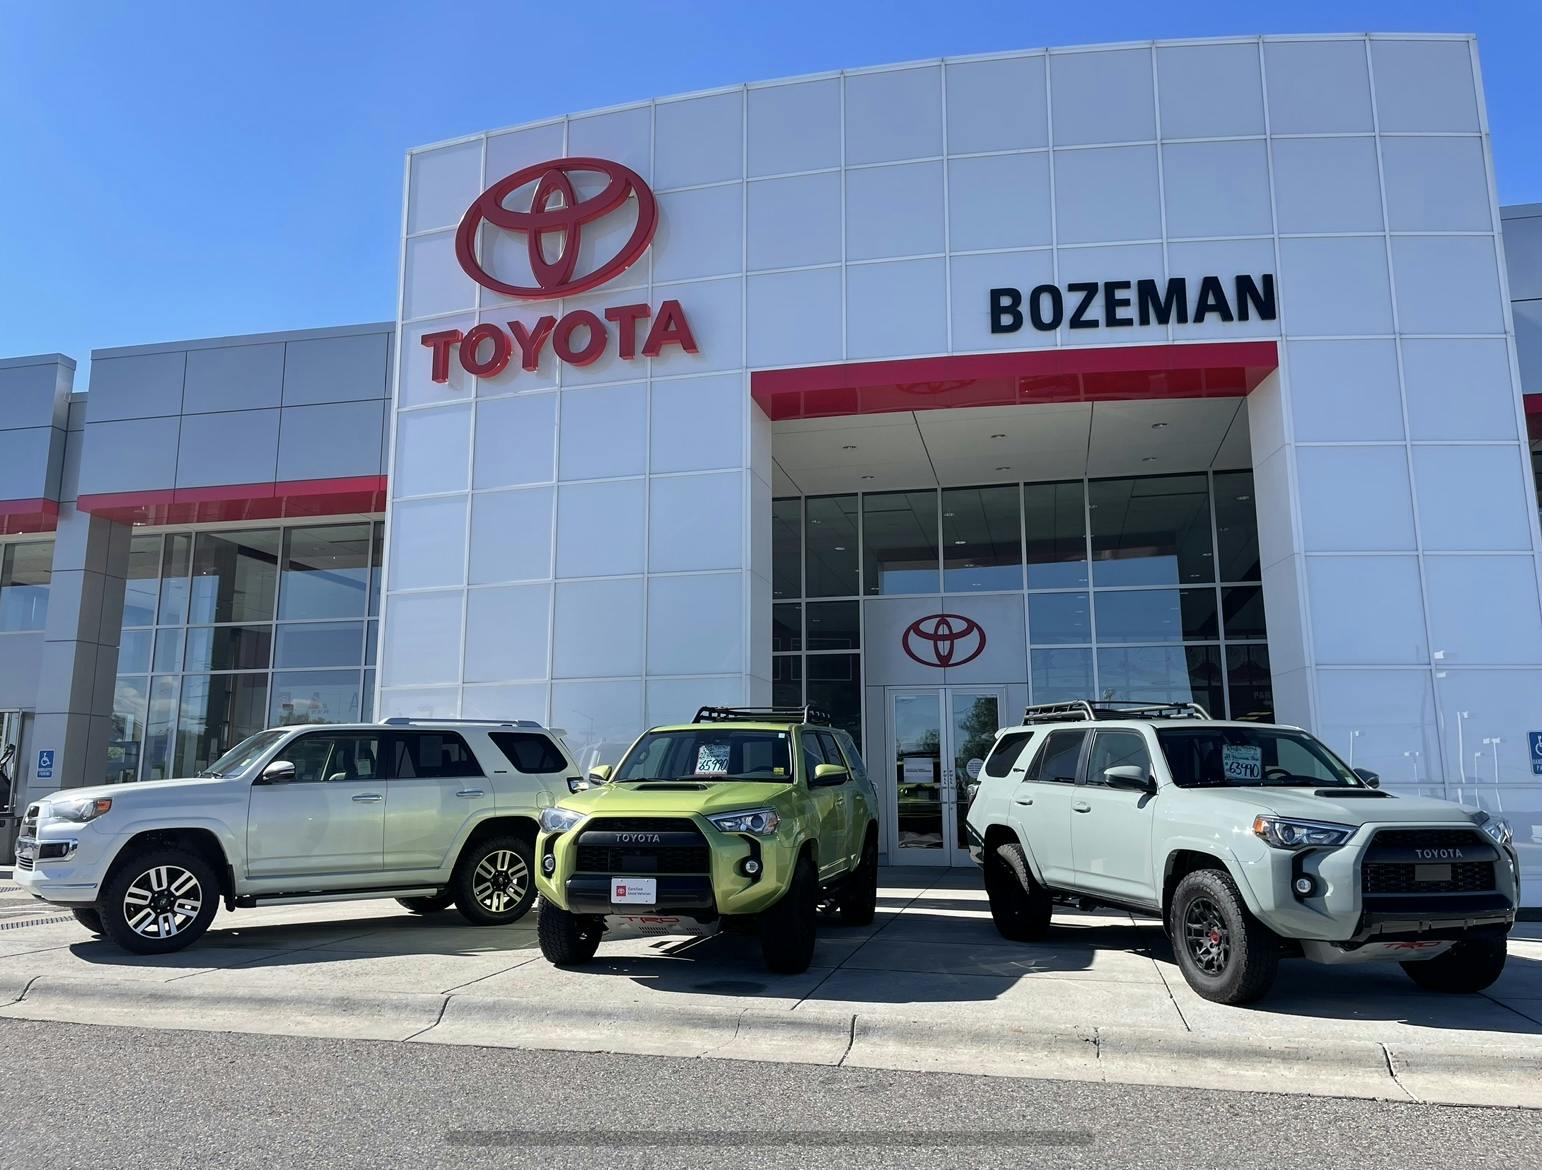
888 686 1005 867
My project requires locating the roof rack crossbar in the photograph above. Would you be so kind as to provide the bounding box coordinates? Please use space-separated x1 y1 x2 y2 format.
379 717 545 728
1020 700 1212 724
692 705 834 726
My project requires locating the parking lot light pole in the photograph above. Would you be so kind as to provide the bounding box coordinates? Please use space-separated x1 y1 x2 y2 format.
1348 729 1360 768
1403 750 1421 787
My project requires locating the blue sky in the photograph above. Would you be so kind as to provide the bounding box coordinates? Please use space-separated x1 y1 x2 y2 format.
3 1 1538 380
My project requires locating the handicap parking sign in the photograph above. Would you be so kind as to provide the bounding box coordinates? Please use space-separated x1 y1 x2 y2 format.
36 749 54 780
1530 732 1542 777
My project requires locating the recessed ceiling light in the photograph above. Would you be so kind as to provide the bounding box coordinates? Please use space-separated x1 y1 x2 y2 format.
953 540 967 545
833 546 846 551
1151 422 1169 430
943 511 955 518
1236 494 1251 502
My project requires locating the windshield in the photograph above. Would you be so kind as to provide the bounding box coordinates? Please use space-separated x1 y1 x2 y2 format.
200 729 288 778
615 729 793 783
1156 727 1364 789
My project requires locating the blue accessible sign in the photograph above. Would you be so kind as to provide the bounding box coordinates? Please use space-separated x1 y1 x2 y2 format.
1530 732 1542 777
36 749 55 781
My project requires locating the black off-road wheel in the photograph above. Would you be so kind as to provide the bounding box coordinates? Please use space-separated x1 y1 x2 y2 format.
837 832 879 926
397 891 454 915
760 855 819 974
1170 868 1279 1005
1402 938 1507 994
537 899 603 966
98 848 220 955
985 841 1052 942
451 835 536 926
71 907 104 936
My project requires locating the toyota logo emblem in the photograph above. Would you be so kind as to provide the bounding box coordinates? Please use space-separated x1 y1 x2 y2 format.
902 614 987 668
455 157 658 299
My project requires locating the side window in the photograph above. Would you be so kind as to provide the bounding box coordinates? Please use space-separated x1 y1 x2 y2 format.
800 732 827 781
489 731 568 775
1026 729 1086 785
815 732 846 779
1085 731 1152 787
832 729 869 784
284 733 384 784
391 732 481 779
982 731 1035 779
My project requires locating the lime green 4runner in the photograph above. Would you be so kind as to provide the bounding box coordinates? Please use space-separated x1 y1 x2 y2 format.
535 706 879 973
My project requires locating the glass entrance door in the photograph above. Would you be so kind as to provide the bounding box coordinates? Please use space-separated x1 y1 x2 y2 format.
887 687 1004 867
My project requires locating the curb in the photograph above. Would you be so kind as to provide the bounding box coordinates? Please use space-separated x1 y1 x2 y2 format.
2 974 1539 1108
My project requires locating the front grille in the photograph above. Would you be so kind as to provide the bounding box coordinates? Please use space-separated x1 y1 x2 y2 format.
1372 828 1487 848
574 818 711 875
1364 861 1495 895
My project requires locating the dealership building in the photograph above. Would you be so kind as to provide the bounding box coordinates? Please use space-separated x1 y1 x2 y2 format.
2 33 1540 889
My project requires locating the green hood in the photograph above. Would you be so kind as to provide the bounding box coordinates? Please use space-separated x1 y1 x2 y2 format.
557 778 793 819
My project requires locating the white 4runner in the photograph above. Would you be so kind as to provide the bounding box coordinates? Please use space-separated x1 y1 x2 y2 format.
967 701 1520 1005
13 718 583 953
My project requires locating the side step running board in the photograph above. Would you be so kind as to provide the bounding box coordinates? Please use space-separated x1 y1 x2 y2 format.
234 887 443 908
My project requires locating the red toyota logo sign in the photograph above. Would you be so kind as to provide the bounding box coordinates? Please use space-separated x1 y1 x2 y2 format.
902 614 987 669
455 157 658 299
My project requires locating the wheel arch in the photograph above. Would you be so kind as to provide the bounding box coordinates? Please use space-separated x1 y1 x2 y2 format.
982 822 1048 884
1161 847 1257 923
456 814 538 861
106 827 236 907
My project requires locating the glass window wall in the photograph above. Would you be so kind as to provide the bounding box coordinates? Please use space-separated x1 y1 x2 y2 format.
0 540 52 632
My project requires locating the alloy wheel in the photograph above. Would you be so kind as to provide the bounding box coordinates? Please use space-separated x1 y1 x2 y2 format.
472 849 529 913
1183 896 1230 976
122 864 203 939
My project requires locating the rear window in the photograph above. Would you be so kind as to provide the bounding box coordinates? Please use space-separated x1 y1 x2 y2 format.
489 732 568 775
982 731 1035 778
390 732 481 779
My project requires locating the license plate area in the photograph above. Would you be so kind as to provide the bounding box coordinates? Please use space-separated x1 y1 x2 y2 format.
611 876 657 905
1415 864 1453 883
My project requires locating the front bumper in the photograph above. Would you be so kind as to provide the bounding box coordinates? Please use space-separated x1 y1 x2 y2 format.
12 822 114 906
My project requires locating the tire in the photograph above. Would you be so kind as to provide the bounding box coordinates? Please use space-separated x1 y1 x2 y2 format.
984 841 1052 942
98 848 219 955
837 833 879 926
1401 938 1507 994
1170 868 1279 1005
397 892 454 915
760 855 818 974
451 834 536 926
537 899 603 966
71 907 104 936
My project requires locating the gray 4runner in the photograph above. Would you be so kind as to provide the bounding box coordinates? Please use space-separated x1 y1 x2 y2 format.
966 701 1520 1005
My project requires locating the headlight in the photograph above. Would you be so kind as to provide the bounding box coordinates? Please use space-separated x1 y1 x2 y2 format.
46 796 112 823
708 808 781 836
1252 815 1354 850
1476 814 1514 848
539 806 584 834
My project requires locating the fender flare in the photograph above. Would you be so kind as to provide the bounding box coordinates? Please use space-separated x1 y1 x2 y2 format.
1159 835 1263 918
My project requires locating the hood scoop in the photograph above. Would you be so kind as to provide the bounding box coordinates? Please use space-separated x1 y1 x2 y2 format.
1317 788 1389 798
632 782 710 791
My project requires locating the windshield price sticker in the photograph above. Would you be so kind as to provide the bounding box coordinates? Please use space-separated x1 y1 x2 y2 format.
695 744 730 774
1222 745 1263 782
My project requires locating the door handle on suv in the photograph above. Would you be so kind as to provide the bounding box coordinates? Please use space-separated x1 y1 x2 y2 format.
351 793 383 803
1072 800 1092 813
456 788 485 798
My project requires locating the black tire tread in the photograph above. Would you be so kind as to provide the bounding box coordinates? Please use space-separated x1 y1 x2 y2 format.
1401 938 1507 994
837 831 879 926
760 855 818 974
1170 868 1279 1005
537 899 603 966
985 841 1052 942
71 907 104 936
98 848 219 955
451 834 537 926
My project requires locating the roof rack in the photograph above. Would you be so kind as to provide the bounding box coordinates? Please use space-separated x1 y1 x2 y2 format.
1020 700 1212 725
379 717 546 729
693 705 833 727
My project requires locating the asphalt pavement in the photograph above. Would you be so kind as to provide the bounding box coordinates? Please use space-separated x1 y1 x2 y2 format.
6 1016 1542 1170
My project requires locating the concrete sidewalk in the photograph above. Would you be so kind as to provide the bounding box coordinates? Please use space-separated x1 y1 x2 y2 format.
1 868 1539 1108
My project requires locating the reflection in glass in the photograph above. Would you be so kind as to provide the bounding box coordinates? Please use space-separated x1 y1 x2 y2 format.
365 619 378 668
189 530 279 625
367 522 385 617
1027 592 1091 645
142 676 180 781
362 669 377 722
805 496 859 598
951 691 1000 849
1096 645 1223 719
1089 475 1214 587
863 491 939 595
122 536 161 627
158 534 191 625
152 628 184 674
1024 481 1088 589
772 498 802 600
278 524 372 620
772 653 802 708
1094 588 1219 643
107 676 148 783
772 603 801 652
892 691 942 851
0 541 52 632
943 486 1022 592
806 653 861 743
806 601 859 650
274 622 366 669
1213 470 1262 582
1030 647 1094 704
269 670 362 726
184 625 273 673
117 629 153 676
1227 644 1274 722
1221 586 1266 640
175 673 269 776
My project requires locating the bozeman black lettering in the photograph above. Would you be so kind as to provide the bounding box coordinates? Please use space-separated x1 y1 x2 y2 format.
989 287 1023 334
1102 280 1133 327
1029 284 1063 330
1235 273 1276 322
1193 275 1234 323
1137 278 1188 325
1067 282 1099 329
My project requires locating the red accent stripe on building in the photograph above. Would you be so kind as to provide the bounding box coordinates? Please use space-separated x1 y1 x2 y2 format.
76 476 388 526
0 498 59 536
750 341 1280 422
1525 392 1541 440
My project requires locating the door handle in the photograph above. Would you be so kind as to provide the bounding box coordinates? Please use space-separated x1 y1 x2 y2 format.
352 793 383 803
1072 800 1092 813
456 789 485 798
1014 797 1034 806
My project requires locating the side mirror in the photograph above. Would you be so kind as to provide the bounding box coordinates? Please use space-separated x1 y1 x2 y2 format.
1353 767 1381 789
812 762 849 787
1103 765 1154 793
587 764 612 784
261 760 296 784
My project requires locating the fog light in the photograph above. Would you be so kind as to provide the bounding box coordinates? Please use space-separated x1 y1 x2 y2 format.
742 858 761 876
541 854 556 875
1293 876 1314 897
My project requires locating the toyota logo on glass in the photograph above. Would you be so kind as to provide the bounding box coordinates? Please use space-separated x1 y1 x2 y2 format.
420 157 698 382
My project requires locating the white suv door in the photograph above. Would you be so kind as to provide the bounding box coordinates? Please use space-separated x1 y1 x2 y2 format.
381 730 491 873
247 730 386 879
